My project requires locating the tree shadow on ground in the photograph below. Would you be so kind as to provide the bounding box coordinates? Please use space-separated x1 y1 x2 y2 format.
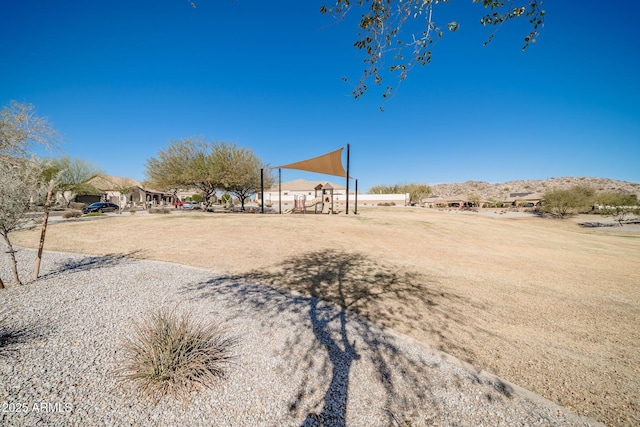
182 249 505 425
38 251 143 279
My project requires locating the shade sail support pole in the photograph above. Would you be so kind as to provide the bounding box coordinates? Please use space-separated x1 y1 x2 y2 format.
355 178 358 215
346 144 350 215
260 168 264 214
278 168 282 214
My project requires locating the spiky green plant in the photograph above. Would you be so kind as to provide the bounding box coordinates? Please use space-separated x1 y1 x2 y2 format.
117 307 234 400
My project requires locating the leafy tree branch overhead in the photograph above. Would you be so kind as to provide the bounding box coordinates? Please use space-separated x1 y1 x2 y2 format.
188 1 543 105
320 0 544 101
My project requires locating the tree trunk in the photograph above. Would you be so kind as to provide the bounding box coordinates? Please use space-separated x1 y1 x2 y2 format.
2 234 21 286
34 181 55 280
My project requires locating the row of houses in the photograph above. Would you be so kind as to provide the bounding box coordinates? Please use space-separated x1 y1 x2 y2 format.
422 192 544 209
65 175 543 211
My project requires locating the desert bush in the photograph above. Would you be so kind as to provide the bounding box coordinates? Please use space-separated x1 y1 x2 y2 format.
116 307 234 400
70 202 85 210
541 185 595 218
63 210 82 219
593 193 639 224
148 207 171 214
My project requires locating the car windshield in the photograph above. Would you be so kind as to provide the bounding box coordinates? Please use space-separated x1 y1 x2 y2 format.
89 203 103 207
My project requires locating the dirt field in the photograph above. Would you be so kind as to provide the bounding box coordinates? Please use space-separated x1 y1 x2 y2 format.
9 207 640 426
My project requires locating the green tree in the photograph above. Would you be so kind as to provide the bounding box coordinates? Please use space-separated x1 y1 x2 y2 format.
368 183 431 204
467 193 482 208
46 156 103 207
214 143 274 211
320 0 544 101
541 186 595 218
145 138 272 210
145 137 207 202
406 183 432 205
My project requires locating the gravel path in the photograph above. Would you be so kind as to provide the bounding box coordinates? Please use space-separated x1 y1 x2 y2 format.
1 249 602 426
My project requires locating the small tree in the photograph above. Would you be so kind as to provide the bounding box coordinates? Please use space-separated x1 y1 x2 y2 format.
0 158 47 286
0 101 57 156
368 183 431 205
541 186 595 218
0 101 58 288
215 143 274 211
596 193 639 225
145 137 218 204
46 156 102 207
406 183 432 205
467 193 482 209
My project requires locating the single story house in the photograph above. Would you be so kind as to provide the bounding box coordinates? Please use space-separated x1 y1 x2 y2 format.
76 175 174 207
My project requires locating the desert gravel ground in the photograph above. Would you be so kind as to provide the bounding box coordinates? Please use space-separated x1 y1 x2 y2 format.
1 249 600 426
4 206 639 426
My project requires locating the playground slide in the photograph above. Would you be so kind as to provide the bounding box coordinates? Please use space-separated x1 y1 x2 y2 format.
284 197 323 214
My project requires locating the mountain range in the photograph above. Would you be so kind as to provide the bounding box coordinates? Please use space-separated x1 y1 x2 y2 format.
430 177 640 200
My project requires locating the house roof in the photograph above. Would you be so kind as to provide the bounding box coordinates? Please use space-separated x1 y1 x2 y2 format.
87 175 142 191
422 196 444 203
86 174 169 195
268 178 346 192
504 192 544 203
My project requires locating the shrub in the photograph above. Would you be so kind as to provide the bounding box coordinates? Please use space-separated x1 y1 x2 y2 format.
116 308 234 400
541 186 595 218
63 210 82 219
70 202 85 210
148 207 171 214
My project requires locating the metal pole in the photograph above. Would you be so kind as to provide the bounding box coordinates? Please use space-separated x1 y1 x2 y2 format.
346 144 350 215
355 179 358 215
260 168 264 214
278 168 282 214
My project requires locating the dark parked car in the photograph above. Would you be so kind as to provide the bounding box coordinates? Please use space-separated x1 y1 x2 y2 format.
82 202 119 214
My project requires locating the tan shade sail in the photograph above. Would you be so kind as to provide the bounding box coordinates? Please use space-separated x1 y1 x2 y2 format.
276 147 347 178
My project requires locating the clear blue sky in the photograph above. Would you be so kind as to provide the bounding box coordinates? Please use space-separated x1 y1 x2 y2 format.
1 1 638 191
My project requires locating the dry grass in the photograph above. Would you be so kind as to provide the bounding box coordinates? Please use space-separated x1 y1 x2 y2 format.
10 207 640 425
116 307 234 401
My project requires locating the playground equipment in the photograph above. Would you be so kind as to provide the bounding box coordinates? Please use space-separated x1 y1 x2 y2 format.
282 182 342 214
284 195 323 214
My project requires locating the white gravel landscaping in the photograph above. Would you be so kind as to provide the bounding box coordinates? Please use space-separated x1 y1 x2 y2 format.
1 248 602 426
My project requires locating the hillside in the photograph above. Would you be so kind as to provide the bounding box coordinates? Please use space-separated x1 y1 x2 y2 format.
430 177 640 200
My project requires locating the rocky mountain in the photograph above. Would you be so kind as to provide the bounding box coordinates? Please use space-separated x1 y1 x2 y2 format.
430 177 640 200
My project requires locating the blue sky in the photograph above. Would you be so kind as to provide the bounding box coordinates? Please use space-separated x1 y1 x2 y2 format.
1 0 638 191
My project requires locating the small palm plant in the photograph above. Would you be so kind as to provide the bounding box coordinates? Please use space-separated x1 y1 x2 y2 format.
117 307 234 400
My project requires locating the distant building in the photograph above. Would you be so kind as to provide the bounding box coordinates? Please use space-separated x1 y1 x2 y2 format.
78 175 174 207
258 179 410 212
